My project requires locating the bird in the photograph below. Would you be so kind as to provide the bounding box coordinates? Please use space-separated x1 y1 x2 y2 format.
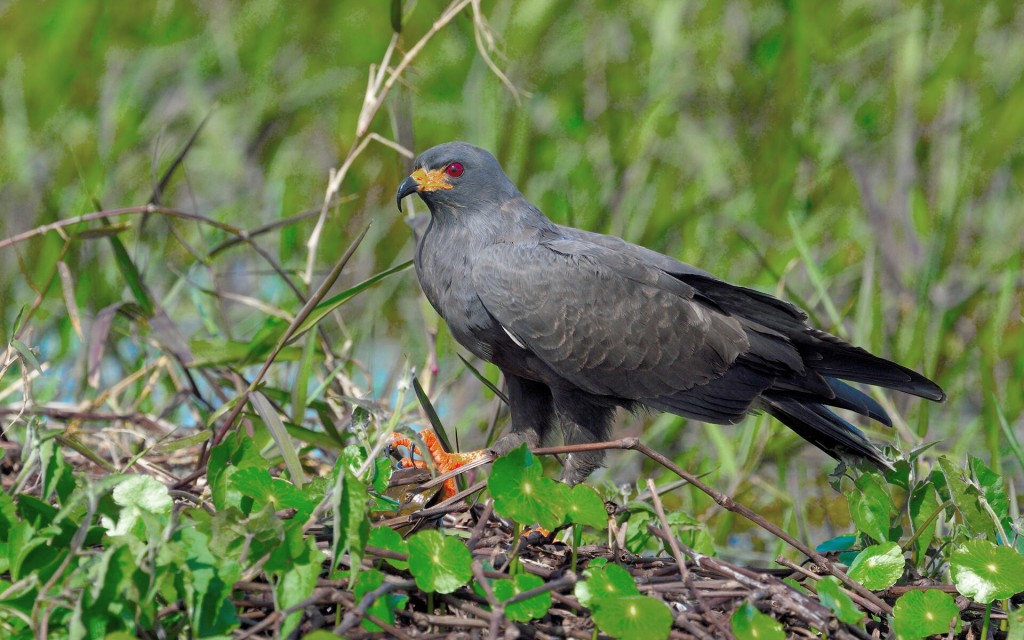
395 141 944 486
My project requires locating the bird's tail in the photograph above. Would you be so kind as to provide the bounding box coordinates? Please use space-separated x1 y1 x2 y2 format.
762 395 895 470
801 329 946 402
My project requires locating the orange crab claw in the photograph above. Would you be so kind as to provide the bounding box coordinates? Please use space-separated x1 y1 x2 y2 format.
389 429 489 499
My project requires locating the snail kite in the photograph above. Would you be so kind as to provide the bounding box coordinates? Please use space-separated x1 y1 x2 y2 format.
396 142 944 484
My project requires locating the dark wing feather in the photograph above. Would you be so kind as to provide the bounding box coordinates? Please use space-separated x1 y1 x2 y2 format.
675 274 945 401
470 239 755 411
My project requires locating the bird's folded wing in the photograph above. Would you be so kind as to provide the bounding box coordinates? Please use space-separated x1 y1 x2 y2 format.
471 238 750 399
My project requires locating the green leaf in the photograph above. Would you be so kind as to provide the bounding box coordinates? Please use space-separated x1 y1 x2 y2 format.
815 576 863 625
176 526 242 635
488 444 567 529
407 530 472 594
892 589 960 638
372 457 393 495
731 601 785 640
1008 605 1024 640
562 484 606 529
592 594 673 640
969 455 1011 540
277 534 327 637
492 573 551 622
354 568 407 631
290 260 413 340
845 472 893 543
108 474 173 537
950 539 1024 603
909 483 939 555
847 542 904 590
575 562 639 608
816 534 858 553
11 339 42 373
251 391 306 487
332 453 370 584
230 467 319 522
368 526 409 570
104 220 154 316
938 456 995 541
208 430 270 512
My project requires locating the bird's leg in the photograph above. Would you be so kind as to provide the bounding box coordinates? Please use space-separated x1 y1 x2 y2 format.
489 375 554 455
554 393 616 486
389 430 488 499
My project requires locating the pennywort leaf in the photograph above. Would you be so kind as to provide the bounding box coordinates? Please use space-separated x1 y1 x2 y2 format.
892 589 960 638
950 539 1024 603
407 530 472 594
731 601 785 640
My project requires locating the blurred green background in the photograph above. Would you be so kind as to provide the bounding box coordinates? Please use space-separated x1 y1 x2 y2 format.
2 1 1022 552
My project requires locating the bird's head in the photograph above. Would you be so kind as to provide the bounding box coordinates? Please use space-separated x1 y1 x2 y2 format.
396 142 518 214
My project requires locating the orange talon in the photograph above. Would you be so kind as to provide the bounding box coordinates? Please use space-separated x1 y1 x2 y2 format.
389 429 489 499
522 526 552 544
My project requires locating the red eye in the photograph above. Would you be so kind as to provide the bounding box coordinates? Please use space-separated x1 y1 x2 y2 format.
445 163 464 178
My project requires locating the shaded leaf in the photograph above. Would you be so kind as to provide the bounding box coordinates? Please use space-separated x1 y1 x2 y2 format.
731 601 785 640
368 526 409 570
817 534 857 553
816 576 863 625
938 456 995 540
355 568 407 632
492 573 551 622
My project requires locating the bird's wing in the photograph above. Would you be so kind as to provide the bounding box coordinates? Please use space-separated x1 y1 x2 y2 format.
471 237 752 400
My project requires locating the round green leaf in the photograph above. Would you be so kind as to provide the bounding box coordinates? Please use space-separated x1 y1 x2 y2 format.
575 563 639 608
488 445 566 529
407 530 473 594
492 573 551 622
592 595 673 640
847 542 904 590
815 576 863 625
892 589 960 638
731 601 785 640
563 484 607 529
950 539 1024 603
368 526 408 570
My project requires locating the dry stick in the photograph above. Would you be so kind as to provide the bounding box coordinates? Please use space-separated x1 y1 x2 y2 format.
647 478 733 640
0 205 243 251
209 225 370 448
775 555 885 619
235 589 345 640
646 527 839 635
505 572 578 607
467 498 495 552
532 438 894 616
306 0 472 285
471 561 504 639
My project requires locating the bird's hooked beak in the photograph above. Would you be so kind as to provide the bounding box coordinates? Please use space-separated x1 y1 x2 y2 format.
396 167 453 211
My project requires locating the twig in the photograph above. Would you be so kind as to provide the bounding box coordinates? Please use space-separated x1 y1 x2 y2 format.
532 437 895 616
647 479 733 639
